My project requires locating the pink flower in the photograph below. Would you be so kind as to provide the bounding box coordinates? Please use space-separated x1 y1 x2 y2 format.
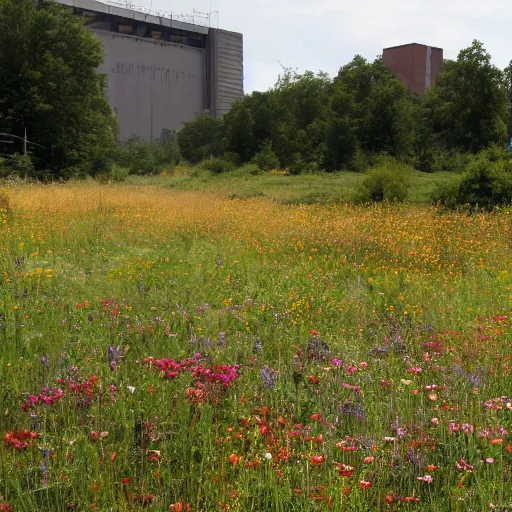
346 365 358 375
363 456 375 464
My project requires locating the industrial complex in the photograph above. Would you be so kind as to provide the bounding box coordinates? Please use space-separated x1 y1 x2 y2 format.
55 0 244 141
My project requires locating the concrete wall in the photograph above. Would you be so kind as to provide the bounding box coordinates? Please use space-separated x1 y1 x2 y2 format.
383 43 443 97
93 30 206 141
208 29 244 117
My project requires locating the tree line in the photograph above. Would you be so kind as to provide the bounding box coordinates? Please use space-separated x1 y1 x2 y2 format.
179 41 512 174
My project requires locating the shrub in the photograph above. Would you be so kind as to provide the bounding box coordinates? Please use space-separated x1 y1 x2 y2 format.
251 142 280 171
8 153 35 178
433 155 512 209
96 164 130 183
199 158 236 174
416 149 473 173
354 163 411 203
114 135 180 175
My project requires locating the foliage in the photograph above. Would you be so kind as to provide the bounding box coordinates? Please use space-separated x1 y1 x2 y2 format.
423 40 508 153
199 157 236 174
114 134 180 175
0 0 118 177
177 114 223 163
433 150 512 209
251 141 280 171
354 158 411 203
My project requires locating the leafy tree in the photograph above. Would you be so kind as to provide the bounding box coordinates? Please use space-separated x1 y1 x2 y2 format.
423 40 508 153
335 56 420 159
177 114 223 163
0 0 118 177
221 100 256 163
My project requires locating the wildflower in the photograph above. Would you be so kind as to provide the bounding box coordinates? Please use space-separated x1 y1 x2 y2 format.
431 417 440 426
331 358 343 367
456 458 474 471
228 454 239 465
490 438 503 445
426 465 438 471
385 495 395 504
346 364 358 375
264 452 272 460
359 480 372 489
260 367 278 389
169 503 191 512
127 386 136 394
363 456 375 464
400 496 420 502
416 475 433 483
485 458 495 464
310 455 324 465
122 477 131 485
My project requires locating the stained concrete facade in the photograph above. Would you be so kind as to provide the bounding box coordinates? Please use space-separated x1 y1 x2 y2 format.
383 43 443 97
54 0 244 141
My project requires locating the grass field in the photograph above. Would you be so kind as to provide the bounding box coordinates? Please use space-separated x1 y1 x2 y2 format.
127 169 458 205
0 178 511 511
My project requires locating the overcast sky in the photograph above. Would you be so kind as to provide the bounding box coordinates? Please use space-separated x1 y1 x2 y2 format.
142 0 512 93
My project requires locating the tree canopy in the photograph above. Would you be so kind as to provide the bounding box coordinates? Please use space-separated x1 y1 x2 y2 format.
0 0 118 177
178 41 511 173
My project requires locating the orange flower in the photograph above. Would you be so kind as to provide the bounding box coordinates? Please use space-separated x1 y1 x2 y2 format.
228 454 240 465
426 465 438 472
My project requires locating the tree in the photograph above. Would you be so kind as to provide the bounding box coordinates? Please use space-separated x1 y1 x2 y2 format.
221 100 256 163
423 40 508 153
334 56 420 160
0 0 118 177
177 114 223 163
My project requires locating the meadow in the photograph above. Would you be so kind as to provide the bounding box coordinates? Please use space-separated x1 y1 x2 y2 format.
0 178 511 511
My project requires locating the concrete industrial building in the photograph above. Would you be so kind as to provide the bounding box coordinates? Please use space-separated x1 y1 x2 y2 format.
54 0 244 141
383 43 443 97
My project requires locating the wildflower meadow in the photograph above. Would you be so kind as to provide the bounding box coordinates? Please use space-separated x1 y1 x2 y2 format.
0 182 511 511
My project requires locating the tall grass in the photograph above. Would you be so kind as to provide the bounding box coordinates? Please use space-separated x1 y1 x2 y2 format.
0 182 511 511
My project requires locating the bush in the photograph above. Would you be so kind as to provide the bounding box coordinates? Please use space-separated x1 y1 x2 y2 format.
416 148 473 173
7 153 35 178
199 158 236 174
114 135 180 175
96 164 130 183
251 142 280 171
354 163 411 203
433 155 512 209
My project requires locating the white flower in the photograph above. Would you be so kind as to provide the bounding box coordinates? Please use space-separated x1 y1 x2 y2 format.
264 452 272 460
127 386 136 394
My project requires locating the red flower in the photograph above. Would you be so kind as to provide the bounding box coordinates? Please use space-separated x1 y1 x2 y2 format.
385 495 395 504
308 376 320 384
400 496 420 502
310 455 324 465
169 503 191 511
359 480 372 489
0 505 12 512
228 454 240 465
